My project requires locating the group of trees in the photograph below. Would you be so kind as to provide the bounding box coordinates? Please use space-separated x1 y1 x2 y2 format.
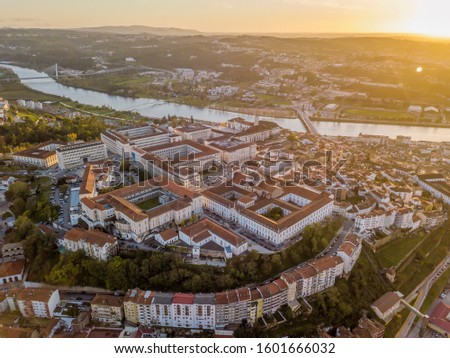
6 177 58 227
25 218 344 293
0 114 106 153
263 206 284 221
265 248 390 338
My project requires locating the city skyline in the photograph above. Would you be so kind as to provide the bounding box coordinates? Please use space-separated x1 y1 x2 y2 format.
1 0 450 38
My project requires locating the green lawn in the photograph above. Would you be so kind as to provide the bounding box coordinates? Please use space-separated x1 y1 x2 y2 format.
397 244 448 295
136 197 161 211
343 108 417 120
376 231 427 268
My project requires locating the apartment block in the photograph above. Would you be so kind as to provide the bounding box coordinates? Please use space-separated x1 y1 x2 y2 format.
62 228 118 261
91 294 124 326
15 288 60 318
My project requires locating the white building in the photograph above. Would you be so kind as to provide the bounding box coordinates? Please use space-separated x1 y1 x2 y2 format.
101 125 170 156
0 260 26 285
394 208 415 229
206 138 256 163
226 117 253 131
179 218 248 257
131 140 221 190
80 178 202 243
202 184 334 246
173 124 211 142
336 234 362 274
124 290 216 330
416 174 450 205
62 228 118 261
15 288 60 318
155 228 179 246
234 121 282 143
355 209 396 232
56 141 107 170
281 256 344 298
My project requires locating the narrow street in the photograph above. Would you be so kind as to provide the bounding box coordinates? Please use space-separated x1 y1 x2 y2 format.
396 255 450 338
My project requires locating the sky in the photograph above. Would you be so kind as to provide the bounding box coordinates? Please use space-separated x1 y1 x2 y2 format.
1 0 450 37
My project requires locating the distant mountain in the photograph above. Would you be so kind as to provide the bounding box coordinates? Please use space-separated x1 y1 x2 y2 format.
76 25 202 37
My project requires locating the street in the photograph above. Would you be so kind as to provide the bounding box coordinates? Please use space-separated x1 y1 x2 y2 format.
396 255 450 338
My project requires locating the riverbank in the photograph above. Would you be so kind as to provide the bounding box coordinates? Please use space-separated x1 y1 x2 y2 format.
58 78 298 119
208 104 296 119
0 67 62 101
312 117 450 129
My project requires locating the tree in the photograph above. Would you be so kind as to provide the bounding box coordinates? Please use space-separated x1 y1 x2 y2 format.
67 133 77 142
13 216 35 242
287 132 298 142
106 256 129 291
5 181 31 202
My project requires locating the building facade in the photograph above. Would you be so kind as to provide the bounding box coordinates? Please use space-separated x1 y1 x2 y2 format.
56 141 107 170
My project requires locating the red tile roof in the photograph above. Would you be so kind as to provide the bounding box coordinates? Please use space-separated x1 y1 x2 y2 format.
428 302 450 334
172 293 195 305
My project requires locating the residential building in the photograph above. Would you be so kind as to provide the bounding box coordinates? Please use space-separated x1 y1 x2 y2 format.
0 260 26 285
62 228 118 261
1 241 25 261
257 279 288 314
281 256 344 299
91 294 124 326
394 208 414 229
16 288 60 318
151 292 174 327
123 289 155 326
336 234 362 274
355 209 396 232
371 292 402 322
215 288 251 328
56 141 107 170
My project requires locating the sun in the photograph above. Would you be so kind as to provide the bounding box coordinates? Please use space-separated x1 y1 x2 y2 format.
405 0 450 38
416 67 423 73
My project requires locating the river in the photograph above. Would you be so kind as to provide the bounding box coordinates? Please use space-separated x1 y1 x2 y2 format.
2 64 450 142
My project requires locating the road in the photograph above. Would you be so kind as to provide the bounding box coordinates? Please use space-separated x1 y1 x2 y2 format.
326 219 353 255
396 255 450 338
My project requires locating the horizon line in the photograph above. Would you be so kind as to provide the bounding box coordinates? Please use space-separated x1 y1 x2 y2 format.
1 25 449 40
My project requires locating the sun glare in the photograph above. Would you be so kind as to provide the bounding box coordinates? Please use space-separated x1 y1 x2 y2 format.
416 67 423 73
406 0 450 38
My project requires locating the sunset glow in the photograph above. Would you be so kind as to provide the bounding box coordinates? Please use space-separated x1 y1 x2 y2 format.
0 0 449 38
404 0 450 37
